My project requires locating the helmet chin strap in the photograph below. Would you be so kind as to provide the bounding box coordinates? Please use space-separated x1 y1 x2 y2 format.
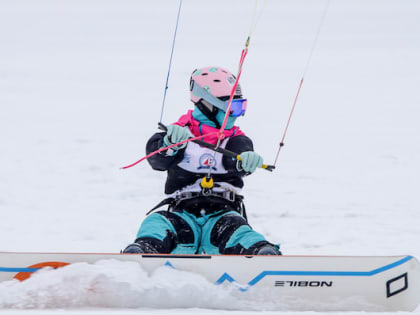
195 100 222 129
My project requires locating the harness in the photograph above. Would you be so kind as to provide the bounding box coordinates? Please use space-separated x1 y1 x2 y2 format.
147 187 247 221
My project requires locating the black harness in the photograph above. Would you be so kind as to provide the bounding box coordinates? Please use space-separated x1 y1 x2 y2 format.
147 189 247 221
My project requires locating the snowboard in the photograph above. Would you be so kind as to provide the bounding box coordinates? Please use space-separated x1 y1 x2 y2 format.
0 251 419 311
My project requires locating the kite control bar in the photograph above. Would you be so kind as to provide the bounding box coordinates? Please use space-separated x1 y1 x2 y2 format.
158 123 275 172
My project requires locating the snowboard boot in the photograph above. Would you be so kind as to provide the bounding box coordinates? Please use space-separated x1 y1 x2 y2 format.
122 239 161 254
256 244 282 255
122 243 145 254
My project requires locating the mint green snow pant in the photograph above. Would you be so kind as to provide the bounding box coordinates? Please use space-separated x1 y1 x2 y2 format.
135 210 270 255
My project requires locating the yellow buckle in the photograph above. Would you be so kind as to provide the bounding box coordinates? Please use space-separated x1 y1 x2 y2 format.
200 176 214 189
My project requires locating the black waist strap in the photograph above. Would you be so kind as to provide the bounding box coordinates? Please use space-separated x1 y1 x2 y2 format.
146 190 244 216
175 190 238 202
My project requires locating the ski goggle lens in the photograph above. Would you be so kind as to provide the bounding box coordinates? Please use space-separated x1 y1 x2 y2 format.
191 80 247 116
230 99 247 117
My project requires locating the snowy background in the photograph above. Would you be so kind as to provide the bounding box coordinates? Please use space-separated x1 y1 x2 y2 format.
0 0 419 313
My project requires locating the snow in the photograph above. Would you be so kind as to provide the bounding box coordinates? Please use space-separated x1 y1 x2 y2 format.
0 0 419 313
0 260 239 309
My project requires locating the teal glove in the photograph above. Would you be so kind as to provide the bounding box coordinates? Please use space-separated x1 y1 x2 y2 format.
238 151 263 173
163 125 190 151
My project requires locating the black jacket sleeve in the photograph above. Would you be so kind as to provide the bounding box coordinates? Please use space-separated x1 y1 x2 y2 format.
222 135 254 174
145 132 185 171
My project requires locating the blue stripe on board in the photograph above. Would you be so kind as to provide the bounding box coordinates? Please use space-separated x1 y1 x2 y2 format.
368 255 413 275
216 256 413 291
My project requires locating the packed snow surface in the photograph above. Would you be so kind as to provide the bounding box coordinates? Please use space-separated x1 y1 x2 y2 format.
0 0 419 313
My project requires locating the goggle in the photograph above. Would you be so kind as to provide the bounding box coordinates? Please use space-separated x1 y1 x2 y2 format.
190 80 247 117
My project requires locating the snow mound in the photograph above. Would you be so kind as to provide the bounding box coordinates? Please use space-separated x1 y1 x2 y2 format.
0 260 240 309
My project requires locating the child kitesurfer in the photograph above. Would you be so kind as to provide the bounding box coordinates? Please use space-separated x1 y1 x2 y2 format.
124 66 280 255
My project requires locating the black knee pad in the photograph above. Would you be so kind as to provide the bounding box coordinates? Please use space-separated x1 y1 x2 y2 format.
134 211 195 254
210 213 249 253
157 211 195 244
